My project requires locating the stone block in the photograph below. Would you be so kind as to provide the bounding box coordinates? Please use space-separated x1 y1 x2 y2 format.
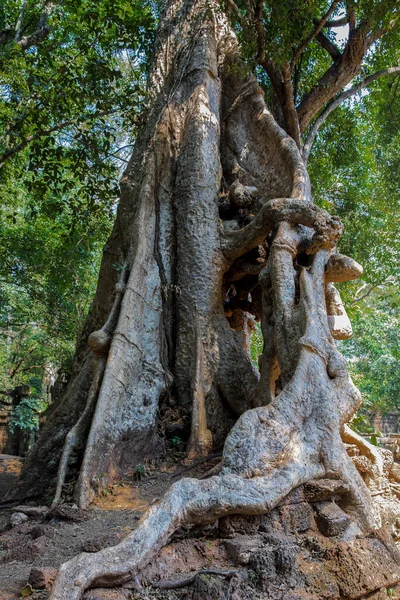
218 514 261 537
277 486 306 506
315 502 351 537
224 535 263 565
279 502 315 534
325 537 400 599
304 479 349 502
10 512 28 527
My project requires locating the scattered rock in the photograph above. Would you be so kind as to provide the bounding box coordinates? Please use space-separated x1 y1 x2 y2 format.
47 504 87 522
315 502 351 537
10 511 28 527
29 524 53 539
1 534 46 562
13 506 49 519
29 566 58 590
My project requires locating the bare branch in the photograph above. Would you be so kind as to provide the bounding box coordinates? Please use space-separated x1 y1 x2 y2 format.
14 0 28 42
315 30 341 61
350 276 396 305
291 0 341 68
297 26 371 133
302 66 400 162
313 16 349 28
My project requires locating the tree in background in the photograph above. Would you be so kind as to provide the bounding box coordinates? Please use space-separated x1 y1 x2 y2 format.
0 0 156 434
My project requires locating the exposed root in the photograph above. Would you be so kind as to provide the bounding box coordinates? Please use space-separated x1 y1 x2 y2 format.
51 271 126 508
222 197 343 262
199 461 222 479
173 453 222 479
154 569 240 589
48 194 377 600
49 464 322 600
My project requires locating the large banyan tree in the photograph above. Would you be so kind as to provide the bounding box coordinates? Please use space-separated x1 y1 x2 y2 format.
9 0 400 596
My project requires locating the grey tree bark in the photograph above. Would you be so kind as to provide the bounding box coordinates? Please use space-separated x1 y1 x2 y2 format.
11 2 387 595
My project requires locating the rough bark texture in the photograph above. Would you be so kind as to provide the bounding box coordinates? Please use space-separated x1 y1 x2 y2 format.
10 0 399 596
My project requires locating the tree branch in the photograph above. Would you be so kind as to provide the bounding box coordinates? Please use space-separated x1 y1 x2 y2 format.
313 16 349 28
281 62 301 147
291 0 341 68
350 276 396 305
0 119 75 168
315 30 341 61
14 0 28 42
0 0 55 50
0 29 14 45
297 25 371 133
18 25 51 50
0 108 118 168
302 66 400 162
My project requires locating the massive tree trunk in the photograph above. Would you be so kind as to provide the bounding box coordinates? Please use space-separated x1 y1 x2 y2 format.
11 0 381 575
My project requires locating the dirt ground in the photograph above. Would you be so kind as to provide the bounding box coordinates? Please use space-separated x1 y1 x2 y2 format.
0 453 222 598
2 453 400 600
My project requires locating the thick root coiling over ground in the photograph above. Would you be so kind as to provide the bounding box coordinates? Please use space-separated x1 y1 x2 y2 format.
49 468 321 600
48 248 378 600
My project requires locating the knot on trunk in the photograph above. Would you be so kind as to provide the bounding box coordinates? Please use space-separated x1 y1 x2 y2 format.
88 330 111 356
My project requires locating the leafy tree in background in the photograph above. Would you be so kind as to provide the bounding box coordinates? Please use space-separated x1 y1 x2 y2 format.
0 0 156 431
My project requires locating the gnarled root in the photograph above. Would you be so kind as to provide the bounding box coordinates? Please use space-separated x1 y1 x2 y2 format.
48 215 378 599
48 378 378 600
49 463 322 600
